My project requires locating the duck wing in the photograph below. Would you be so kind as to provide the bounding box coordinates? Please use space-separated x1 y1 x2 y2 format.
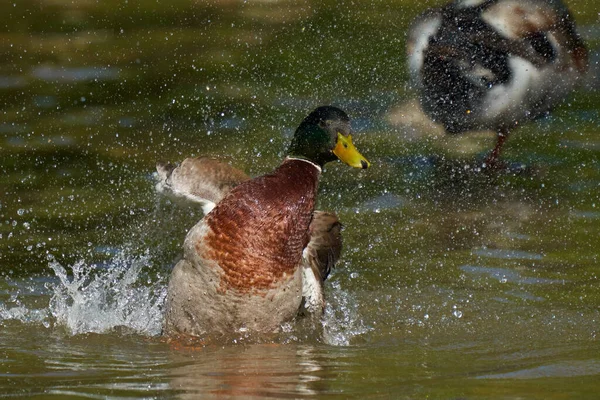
155 157 250 214
300 211 343 315
406 7 443 88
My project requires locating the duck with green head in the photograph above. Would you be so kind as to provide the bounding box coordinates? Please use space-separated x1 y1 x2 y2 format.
163 106 370 339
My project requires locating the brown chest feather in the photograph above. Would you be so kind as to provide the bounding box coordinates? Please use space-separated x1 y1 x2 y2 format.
200 160 320 293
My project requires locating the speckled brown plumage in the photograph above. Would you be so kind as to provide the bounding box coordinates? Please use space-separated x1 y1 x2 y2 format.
201 159 320 293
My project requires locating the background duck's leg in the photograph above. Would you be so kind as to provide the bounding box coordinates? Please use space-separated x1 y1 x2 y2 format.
483 127 510 168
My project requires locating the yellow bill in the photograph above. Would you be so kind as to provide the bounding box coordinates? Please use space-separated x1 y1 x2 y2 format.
333 132 370 169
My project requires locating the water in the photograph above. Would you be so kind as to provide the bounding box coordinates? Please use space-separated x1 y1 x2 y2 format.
1 0 600 398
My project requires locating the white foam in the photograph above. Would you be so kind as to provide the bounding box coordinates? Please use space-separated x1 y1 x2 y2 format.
48 250 167 336
322 281 373 346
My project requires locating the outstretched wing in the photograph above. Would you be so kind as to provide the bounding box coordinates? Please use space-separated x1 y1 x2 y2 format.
155 157 250 214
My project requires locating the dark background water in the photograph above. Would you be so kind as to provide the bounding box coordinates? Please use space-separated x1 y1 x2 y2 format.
1 0 599 398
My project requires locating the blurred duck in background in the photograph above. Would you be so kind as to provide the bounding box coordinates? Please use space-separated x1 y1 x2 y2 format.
407 0 588 167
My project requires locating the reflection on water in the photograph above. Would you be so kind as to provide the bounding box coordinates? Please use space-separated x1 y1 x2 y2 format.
170 345 325 398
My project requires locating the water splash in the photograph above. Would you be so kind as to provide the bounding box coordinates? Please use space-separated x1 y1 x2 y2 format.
4 236 368 343
0 275 54 327
0 303 49 325
48 250 167 336
322 281 373 346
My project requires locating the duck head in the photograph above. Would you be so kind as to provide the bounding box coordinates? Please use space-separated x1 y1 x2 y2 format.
287 106 370 169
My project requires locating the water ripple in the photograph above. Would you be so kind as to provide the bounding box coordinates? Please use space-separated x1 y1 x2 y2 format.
31 66 119 82
460 265 563 285
471 248 544 260
477 360 600 379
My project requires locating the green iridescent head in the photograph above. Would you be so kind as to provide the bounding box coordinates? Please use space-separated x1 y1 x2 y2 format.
287 106 370 169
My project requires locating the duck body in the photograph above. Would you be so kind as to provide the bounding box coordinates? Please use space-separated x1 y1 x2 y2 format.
161 106 369 338
407 0 588 162
164 159 320 337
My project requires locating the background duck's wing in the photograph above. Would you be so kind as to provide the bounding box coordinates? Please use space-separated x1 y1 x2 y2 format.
480 0 588 71
300 211 343 315
155 157 250 214
406 7 443 88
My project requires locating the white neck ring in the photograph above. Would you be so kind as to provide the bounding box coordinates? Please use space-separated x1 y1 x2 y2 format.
285 157 322 173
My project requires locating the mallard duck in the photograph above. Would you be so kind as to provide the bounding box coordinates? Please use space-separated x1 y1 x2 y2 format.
156 157 341 313
407 0 588 166
160 106 370 338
